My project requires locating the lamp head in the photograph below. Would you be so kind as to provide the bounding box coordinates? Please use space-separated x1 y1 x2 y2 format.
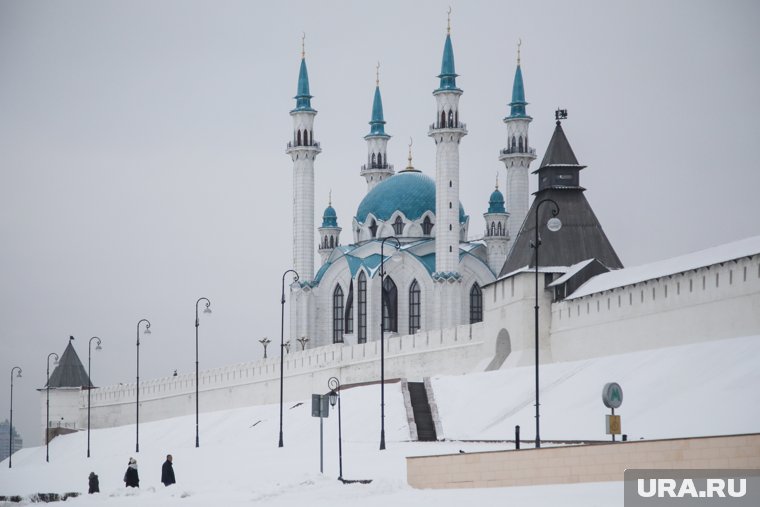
143 326 151 335
328 389 338 407
203 307 212 315
96 343 103 351
16 369 22 378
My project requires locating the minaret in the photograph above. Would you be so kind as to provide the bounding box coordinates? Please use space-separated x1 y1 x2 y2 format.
361 63 394 191
483 176 509 273
317 193 341 264
429 11 467 329
499 40 536 248
286 36 321 282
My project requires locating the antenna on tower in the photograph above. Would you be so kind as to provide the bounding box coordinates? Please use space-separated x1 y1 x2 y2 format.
301 32 306 58
517 38 522 65
447 6 452 34
376 61 380 86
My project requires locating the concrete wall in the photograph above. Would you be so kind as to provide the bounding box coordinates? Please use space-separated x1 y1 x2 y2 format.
407 433 760 489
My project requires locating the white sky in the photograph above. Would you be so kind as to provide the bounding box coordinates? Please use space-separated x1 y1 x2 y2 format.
1 0 759 445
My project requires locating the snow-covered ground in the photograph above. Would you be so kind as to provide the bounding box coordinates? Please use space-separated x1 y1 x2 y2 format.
1 335 757 506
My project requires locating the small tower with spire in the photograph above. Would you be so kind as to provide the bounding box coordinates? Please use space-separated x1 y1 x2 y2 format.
499 40 536 249
361 63 394 191
429 9 467 330
483 175 510 273
317 193 341 264
286 34 321 282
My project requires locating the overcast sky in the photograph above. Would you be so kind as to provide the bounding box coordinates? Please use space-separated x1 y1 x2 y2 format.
1 0 758 446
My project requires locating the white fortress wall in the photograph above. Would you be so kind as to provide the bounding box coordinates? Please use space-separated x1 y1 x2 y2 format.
79 323 485 430
550 255 760 361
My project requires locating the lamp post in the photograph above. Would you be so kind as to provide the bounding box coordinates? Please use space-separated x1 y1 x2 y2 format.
327 376 343 481
135 318 151 453
195 297 212 448
259 337 271 359
45 352 59 463
379 235 401 450
297 336 309 351
87 337 102 458
8 366 21 469
530 198 561 449
279 269 299 448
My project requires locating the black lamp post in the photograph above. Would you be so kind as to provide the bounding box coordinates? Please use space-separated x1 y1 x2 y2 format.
279 269 299 448
327 376 342 481
195 297 212 448
379 235 400 451
259 337 271 359
135 318 151 453
8 366 21 469
530 198 561 449
45 352 59 463
87 336 102 458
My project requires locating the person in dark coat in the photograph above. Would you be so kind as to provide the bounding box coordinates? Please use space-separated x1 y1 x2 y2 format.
161 454 176 486
124 457 139 488
88 472 100 494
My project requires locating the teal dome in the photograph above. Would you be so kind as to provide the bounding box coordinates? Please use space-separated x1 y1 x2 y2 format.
488 188 506 213
322 204 338 227
356 171 466 224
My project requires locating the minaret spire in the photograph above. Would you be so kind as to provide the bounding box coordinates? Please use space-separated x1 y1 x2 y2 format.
361 64 393 191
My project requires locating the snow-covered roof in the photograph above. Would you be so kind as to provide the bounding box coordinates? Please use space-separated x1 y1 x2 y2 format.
487 265 570 287
566 235 760 300
548 259 596 288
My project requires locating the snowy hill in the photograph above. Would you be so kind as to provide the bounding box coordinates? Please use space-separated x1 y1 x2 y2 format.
1 335 758 506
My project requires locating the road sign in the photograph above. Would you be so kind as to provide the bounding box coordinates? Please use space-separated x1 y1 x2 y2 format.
312 394 329 418
602 382 623 409
606 414 622 435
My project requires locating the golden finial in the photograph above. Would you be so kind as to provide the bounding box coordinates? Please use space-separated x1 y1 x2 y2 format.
301 32 306 58
376 61 380 86
405 137 415 171
517 38 522 65
328 189 332 206
447 6 452 34
495 172 499 190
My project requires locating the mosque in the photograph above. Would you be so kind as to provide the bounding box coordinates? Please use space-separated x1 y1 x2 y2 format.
287 24 556 348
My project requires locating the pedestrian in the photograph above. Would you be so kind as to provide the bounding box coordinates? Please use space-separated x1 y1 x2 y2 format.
123 457 139 488
88 472 100 494
161 454 176 486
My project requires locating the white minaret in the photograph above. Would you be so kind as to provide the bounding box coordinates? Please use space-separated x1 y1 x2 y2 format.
286 41 321 282
360 63 394 192
499 41 536 249
429 16 467 329
317 193 341 264
483 176 510 273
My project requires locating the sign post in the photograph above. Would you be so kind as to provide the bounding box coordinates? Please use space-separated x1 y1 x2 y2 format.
311 394 330 473
602 382 623 442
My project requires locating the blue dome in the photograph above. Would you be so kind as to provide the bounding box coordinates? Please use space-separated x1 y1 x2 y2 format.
355 171 466 224
322 205 338 228
488 188 506 213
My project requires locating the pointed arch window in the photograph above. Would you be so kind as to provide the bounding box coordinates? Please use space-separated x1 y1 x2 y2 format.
304 130 309 146
377 153 383 167
490 222 496 236
358 272 367 343
409 279 421 334
329 236 335 248
393 216 404 235
448 110 454 127
371 153 376 167
470 283 483 324
497 222 503 236
344 281 354 335
511 135 516 150
369 219 378 238
382 276 398 333
518 136 524 153
297 130 302 146
440 110 446 128
422 216 433 236
333 285 344 343
455 110 459 127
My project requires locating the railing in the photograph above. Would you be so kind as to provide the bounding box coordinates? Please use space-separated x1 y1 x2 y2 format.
360 163 395 172
429 122 467 131
286 141 321 149
500 146 536 156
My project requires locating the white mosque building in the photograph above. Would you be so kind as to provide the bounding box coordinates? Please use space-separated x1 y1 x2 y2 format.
287 25 539 348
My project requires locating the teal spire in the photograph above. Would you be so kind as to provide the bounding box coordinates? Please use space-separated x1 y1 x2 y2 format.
368 67 387 136
488 179 506 213
436 34 460 92
508 42 528 118
293 57 314 112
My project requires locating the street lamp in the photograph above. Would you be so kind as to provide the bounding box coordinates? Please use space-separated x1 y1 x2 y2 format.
327 376 343 481
195 297 212 448
530 198 561 449
45 352 59 463
259 337 271 359
379 235 401 450
8 366 21 469
279 269 299 448
87 336 102 458
297 336 309 351
135 318 151 453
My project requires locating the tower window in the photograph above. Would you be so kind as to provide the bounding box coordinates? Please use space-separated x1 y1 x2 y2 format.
304 130 309 146
297 130 302 146
344 281 354 334
448 110 454 127
369 219 378 238
470 283 483 323
518 136 524 153
449 180 452 187
440 110 446 128
393 216 404 235
377 153 383 167
382 276 398 333
409 279 421 334
333 285 344 343
329 236 334 248
371 153 376 166
449 202 452 209
358 272 367 343
422 216 433 235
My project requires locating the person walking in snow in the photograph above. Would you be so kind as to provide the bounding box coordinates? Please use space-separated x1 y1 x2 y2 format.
161 454 176 486
88 472 100 494
124 457 140 488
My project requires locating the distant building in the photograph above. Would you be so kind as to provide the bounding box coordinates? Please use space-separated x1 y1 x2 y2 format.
0 419 23 461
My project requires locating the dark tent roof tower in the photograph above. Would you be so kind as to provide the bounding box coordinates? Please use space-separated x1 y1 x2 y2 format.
46 339 92 388
500 119 623 276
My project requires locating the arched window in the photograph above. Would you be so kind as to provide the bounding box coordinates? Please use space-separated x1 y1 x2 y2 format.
323 235 328 248
497 222 502 236
511 135 516 150
455 110 459 127
393 216 404 235
382 276 398 333
333 285 344 343
329 236 334 248
440 110 446 128
304 130 309 146
358 272 367 343
344 281 354 334
297 130 302 146
490 222 496 236
371 153 376 166
470 283 483 324
518 136 524 153
368 219 378 238
422 216 433 236
448 110 454 127
377 153 383 167
409 280 421 334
